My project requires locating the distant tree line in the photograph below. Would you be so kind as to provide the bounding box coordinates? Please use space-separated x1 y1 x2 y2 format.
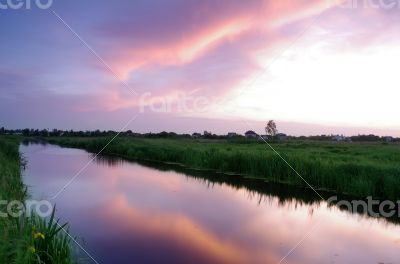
292 134 398 142
0 127 398 142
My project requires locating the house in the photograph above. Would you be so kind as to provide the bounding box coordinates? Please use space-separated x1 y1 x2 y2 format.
276 133 287 140
227 132 237 137
384 136 394 143
245 130 257 138
192 133 201 138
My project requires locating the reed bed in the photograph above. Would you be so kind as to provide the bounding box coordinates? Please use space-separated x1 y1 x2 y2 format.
49 137 400 200
0 136 74 264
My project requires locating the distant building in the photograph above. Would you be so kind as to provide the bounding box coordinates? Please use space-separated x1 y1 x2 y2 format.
192 133 201 138
276 133 287 140
384 136 394 143
227 132 237 137
332 135 345 142
245 130 257 138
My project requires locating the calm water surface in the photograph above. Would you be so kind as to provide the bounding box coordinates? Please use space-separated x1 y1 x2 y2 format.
20 143 400 264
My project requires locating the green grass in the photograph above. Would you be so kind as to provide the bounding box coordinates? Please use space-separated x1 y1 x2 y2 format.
0 136 74 264
0 136 26 202
48 136 400 199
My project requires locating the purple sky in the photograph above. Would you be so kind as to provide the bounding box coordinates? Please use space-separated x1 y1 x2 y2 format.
1 0 400 136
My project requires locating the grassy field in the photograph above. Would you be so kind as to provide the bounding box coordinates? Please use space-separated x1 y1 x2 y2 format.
48 137 400 200
0 136 74 264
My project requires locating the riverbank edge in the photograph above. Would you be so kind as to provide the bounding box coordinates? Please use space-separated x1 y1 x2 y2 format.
0 136 75 264
45 137 394 200
27 137 400 227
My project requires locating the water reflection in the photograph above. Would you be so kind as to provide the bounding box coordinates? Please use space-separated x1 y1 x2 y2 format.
21 143 400 264
93 154 125 167
94 153 400 226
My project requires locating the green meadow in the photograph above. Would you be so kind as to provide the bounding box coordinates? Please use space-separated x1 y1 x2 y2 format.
0 136 74 264
48 137 400 200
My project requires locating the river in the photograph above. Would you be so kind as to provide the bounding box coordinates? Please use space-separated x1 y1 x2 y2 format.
20 142 400 264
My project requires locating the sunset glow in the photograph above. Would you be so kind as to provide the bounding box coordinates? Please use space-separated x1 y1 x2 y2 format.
1 0 400 135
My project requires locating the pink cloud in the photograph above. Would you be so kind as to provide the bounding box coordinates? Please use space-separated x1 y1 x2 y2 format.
96 0 336 79
80 0 342 115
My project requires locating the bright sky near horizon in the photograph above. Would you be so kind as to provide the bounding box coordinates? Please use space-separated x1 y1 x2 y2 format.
1 0 400 136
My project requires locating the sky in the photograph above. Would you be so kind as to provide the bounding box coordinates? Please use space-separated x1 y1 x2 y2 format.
1 0 400 136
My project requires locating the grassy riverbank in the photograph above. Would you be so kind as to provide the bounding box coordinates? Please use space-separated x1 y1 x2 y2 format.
48 137 400 200
0 136 74 264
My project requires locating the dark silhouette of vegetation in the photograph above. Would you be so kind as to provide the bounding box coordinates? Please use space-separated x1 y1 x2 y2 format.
265 120 277 137
1 127 396 143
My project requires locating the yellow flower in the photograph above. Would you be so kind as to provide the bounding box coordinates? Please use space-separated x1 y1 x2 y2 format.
28 246 36 254
34 232 45 240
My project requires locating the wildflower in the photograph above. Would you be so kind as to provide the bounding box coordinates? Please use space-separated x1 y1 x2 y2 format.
34 232 45 240
28 246 36 254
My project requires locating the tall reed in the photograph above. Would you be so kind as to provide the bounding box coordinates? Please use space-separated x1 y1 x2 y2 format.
0 136 75 264
49 137 400 200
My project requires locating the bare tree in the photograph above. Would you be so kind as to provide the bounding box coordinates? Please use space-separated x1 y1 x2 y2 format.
265 120 277 137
